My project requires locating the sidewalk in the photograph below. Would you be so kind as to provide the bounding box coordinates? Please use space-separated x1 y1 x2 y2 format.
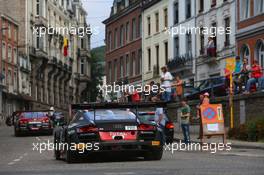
174 132 264 150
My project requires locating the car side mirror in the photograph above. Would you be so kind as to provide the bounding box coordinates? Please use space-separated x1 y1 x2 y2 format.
5 116 13 126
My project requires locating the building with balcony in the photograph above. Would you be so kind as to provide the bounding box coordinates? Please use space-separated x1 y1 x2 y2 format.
236 0 264 67
103 0 142 86
195 0 236 82
0 0 91 113
163 0 197 84
142 0 172 84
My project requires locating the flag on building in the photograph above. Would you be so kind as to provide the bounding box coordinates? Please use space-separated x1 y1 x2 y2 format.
63 37 69 57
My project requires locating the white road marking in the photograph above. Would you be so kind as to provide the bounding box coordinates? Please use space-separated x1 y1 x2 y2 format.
13 159 21 162
36 137 41 141
7 162 15 165
104 172 136 175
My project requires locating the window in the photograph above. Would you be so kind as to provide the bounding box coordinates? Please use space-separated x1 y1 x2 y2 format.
114 28 118 48
126 54 129 76
132 18 136 40
211 22 217 49
138 49 142 74
147 16 151 36
155 45 160 75
8 23 11 39
108 31 112 51
155 12 159 33
186 0 191 19
224 18 230 47
80 58 85 74
36 0 40 16
240 45 250 65
14 27 18 42
138 15 142 37
131 52 136 76
2 63 5 85
174 36 179 57
14 71 17 91
114 59 117 81
256 41 264 68
8 70 12 86
164 8 168 29
126 22 130 43
13 48 17 64
120 25 124 46
254 0 264 15
174 2 179 24
186 32 192 56
199 0 204 12
81 38 84 49
148 48 151 71
120 57 124 78
8 45 12 62
164 41 168 64
2 42 6 60
200 27 205 55
108 62 112 82
240 0 250 20
211 0 216 7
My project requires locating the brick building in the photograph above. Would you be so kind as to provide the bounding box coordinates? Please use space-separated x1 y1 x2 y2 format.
103 0 142 86
236 0 264 67
0 14 21 115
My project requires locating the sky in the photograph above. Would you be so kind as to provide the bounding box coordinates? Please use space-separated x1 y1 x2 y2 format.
81 0 114 49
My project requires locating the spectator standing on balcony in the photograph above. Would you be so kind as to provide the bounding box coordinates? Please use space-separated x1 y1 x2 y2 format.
244 60 263 94
160 66 173 102
206 37 216 57
172 76 184 101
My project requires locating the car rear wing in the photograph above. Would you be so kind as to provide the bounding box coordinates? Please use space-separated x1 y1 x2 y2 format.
69 102 167 123
11 110 54 117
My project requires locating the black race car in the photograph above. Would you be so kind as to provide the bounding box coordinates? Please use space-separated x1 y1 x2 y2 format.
6 111 54 136
138 111 174 144
54 103 166 163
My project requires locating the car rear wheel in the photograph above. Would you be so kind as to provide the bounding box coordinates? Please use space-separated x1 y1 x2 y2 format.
14 128 20 137
54 134 61 160
144 147 163 161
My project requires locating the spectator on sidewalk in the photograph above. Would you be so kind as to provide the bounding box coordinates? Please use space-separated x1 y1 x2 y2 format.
131 89 140 102
196 94 204 139
180 99 191 144
151 83 162 102
239 58 251 92
160 66 173 102
155 107 166 144
172 76 183 101
244 60 263 94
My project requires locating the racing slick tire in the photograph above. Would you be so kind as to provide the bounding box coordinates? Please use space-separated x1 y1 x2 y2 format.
144 147 163 161
14 128 21 137
66 149 76 164
54 134 61 160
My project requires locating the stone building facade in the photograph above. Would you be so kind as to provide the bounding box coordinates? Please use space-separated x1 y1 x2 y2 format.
0 0 91 114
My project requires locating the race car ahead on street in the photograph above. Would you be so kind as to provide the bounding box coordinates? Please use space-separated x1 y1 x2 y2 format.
138 111 174 144
54 102 167 163
6 110 54 136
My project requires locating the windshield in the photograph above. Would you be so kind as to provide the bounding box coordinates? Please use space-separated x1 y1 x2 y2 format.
21 112 48 118
83 109 136 121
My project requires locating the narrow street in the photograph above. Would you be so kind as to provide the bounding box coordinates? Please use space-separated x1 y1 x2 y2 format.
0 126 263 175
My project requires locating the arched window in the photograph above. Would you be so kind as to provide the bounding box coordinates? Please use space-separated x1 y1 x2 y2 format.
240 45 250 65
255 40 264 68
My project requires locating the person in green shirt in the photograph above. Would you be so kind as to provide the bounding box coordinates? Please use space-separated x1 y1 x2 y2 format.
180 99 191 144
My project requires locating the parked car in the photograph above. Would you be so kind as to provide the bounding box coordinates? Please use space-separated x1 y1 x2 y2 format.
138 111 174 144
185 77 227 100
